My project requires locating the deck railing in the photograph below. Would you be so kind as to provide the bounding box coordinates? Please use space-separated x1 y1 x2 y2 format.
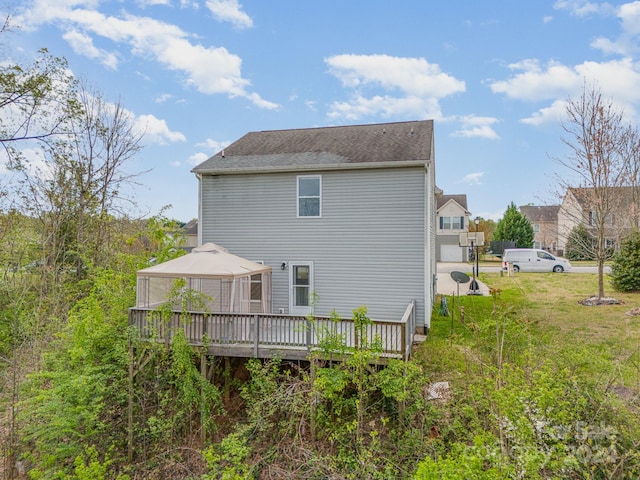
129 301 416 362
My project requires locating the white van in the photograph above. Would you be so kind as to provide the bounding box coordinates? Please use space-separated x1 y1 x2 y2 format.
502 248 571 273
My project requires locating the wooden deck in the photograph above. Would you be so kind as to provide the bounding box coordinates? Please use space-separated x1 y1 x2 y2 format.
129 300 416 362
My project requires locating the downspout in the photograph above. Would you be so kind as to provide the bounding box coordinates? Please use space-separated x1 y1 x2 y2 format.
196 173 203 246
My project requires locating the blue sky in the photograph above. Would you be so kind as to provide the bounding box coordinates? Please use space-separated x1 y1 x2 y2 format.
6 0 640 221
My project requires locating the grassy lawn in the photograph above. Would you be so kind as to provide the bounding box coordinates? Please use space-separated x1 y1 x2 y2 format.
422 271 640 386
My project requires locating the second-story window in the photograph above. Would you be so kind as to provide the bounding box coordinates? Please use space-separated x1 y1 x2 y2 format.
439 216 464 230
297 175 321 217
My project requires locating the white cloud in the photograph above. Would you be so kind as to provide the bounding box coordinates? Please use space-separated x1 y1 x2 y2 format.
154 93 173 103
62 29 119 69
491 58 640 125
619 1 640 35
195 138 230 153
461 172 484 185
137 0 170 6
520 99 569 126
325 54 464 120
328 94 442 121
451 115 500 139
18 0 276 109
553 0 616 17
327 54 465 97
135 114 186 145
206 0 253 29
591 2 640 56
188 152 209 166
489 59 580 101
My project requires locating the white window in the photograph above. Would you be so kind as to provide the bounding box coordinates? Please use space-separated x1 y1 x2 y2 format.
297 175 321 217
533 223 540 233
439 216 464 230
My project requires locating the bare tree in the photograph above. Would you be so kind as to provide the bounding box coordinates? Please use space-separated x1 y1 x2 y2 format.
556 83 635 299
11 82 145 275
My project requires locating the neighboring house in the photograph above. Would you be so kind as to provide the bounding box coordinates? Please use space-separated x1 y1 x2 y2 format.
182 219 198 251
557 187 640 255
519 205 560 254
436 194 470 262
191 120 437 333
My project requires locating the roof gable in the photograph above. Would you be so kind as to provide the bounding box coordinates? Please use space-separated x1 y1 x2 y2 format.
192 120 433 174
437 194 468 211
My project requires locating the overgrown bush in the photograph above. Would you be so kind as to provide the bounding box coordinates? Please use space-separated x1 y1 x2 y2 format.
565 224 595 261
610 230 640 292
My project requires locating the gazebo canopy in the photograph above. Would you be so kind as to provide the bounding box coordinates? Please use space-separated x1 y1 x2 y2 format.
137 243 271 279
136 243 272 313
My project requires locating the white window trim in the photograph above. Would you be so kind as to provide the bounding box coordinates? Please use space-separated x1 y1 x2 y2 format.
297 175 322 218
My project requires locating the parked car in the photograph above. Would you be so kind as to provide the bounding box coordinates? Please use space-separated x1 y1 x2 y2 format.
502 248 571 273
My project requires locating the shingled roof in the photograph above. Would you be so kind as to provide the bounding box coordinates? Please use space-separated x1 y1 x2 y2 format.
192 120 433 174
519 205 560 222
437 194 468 211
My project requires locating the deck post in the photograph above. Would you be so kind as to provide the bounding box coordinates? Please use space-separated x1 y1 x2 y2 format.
224 356 231 406
127 333 134 462
253 314 259 357
310 358 317 440
200 349 207 444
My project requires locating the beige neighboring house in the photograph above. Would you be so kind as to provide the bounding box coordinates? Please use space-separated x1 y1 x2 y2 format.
557 187 640 255
519 205 560 255
436 194 471 262
182 219 198 251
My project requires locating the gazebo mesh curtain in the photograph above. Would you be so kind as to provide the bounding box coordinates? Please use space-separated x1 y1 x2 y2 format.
136 271 272 314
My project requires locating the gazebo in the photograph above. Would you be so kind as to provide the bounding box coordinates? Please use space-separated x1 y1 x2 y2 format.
135 243 272 313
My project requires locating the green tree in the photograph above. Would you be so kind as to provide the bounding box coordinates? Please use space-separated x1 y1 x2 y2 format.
0 48 77 147
565 224 595 260
493 202 534 248
610 230 640 292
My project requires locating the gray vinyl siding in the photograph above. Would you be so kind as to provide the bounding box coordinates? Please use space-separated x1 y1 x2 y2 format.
200 166 428 327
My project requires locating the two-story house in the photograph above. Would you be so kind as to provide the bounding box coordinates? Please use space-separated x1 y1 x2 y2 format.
558 187 640 255
519 205 560 255
436 194 470 262
191 120 437 333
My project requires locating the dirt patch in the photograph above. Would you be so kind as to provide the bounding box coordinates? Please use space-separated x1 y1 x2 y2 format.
625 307 640 316
579 296 623 306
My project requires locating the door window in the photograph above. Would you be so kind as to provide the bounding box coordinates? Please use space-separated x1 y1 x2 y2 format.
290 262 313 314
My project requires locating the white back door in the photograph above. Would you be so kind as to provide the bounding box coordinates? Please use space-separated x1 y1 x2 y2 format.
289 262 313 316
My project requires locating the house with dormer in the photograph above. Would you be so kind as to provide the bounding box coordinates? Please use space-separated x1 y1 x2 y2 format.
436 194 470 262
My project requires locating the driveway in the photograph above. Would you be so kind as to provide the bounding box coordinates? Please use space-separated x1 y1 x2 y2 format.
436 262 611 296
437 262 491 296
